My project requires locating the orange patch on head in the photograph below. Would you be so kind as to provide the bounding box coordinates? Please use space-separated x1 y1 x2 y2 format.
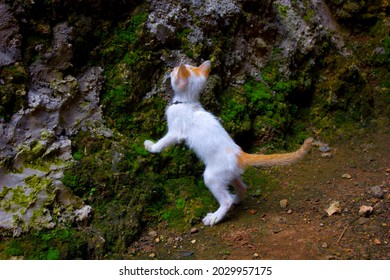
186 61 211 78
173 64 190 91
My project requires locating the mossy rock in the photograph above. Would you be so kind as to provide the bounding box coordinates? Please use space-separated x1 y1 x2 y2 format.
0 64 28 121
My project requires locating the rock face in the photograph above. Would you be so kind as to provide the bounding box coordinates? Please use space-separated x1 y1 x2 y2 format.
0 6 111 236
147 0 347 84
0 2 22 67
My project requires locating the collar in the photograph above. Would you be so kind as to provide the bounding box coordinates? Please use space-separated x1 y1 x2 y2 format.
171 100 194 105
170 100 201 107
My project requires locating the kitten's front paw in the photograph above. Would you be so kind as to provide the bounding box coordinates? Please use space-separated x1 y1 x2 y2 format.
144 140 155 153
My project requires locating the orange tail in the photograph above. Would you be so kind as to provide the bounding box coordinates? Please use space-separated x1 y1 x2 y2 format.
237 138 313 169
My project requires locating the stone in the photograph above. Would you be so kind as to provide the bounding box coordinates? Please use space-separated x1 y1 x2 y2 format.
370 185 384 198
279 199 288 209
190 227 199 234
325 201 341 216
373 238 381 245
272 227 282 234
182 251 194 257
342 173 352 179
248 209 257 215
359 205 373 217
319 146 331 152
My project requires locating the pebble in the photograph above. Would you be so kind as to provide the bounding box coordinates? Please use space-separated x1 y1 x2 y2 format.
175 237 183 242
287 209 293 214
321 152 332 158
342 173 352 179
319 146 331 152
191 239 197 244
182 251 194 257
279 199 288 209
358 217 369 225
370 185 384 198
272 227 282 234
190 227 199 234
154 237 160 243
320 223 325 227
248 209 257 215
149 253 156 258
373 238 381 245
322 242 328 248
325 201 341 216
253 253 259 258
359 205 373 216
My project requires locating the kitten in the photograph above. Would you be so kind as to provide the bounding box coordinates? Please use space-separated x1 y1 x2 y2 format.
144 60 313 226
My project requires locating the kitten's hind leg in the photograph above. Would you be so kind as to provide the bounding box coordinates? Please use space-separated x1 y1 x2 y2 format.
231 177 247 205
202 170 234 226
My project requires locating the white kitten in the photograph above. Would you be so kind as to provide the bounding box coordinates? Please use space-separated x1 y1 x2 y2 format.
145 60 312 226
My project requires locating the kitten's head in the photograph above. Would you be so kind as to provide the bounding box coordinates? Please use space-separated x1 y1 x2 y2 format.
170 60 211 100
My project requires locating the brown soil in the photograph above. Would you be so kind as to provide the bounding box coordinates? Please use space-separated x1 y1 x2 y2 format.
128 125 390 260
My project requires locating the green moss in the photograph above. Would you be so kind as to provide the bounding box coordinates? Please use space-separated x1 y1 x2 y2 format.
274 3 289 18
101 11 148 63
46 247 61 260
0 228 88 259
219 86 251 137
0 64 28 121
219 76 298 149
176 28 203 59
1 175 54 214
308 56 374 140
156 177 218 229
243 167 279 197
100 8 160 136
0 186 11 200
72 150 84 160
11 186 33 209
4 240 24 257
302 0 316 23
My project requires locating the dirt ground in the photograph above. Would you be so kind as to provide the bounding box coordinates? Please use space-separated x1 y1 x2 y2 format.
128 125 390 260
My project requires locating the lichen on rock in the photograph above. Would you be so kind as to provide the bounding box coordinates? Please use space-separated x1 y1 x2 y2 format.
0 9 111 237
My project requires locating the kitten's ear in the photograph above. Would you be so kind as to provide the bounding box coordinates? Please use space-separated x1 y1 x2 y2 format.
177 63 190 80
199 60 211 77
174 63 190 91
